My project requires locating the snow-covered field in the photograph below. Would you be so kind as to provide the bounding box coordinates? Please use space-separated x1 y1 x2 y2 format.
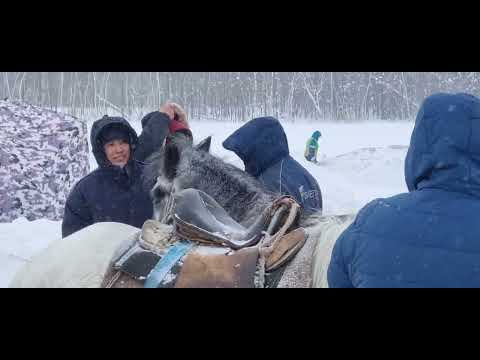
0 119 415 287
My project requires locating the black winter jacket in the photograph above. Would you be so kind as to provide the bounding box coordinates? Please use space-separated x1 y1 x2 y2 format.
61 112 170 238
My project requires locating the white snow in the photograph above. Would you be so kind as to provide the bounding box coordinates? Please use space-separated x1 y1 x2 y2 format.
0 119 414 287
0 217 60 287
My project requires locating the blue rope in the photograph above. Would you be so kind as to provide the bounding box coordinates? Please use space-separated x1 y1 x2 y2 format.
144 240 193 288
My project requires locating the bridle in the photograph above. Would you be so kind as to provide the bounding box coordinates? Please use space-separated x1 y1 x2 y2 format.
156 177 176 225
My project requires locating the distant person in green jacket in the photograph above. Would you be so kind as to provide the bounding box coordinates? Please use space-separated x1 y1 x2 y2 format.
305 130 322 163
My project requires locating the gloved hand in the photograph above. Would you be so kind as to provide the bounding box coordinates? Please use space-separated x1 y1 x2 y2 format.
158 102 192 139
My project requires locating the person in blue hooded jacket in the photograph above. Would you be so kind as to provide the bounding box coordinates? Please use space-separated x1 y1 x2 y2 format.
223 116 322 215
328 93 480 288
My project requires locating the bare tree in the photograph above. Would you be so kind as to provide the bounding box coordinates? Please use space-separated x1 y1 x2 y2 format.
2 72 480 122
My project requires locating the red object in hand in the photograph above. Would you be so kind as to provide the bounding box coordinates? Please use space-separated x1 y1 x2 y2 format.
169 119 192 138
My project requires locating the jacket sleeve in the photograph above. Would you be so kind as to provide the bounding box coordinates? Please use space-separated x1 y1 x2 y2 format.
327 200 379 288
133 111 171 162
61 183 93 238
327 226 355 288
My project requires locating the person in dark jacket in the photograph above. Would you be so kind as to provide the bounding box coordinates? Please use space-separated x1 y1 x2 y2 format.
223 116 322 215
328 92 480 288
61 103 192 238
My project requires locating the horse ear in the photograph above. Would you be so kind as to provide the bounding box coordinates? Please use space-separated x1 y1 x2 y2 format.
163 141 181 180
195 136 211 153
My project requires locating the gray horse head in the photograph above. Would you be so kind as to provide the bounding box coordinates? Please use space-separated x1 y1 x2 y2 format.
143 133 277 227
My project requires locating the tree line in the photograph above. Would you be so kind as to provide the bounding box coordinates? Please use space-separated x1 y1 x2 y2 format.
2 72 479 121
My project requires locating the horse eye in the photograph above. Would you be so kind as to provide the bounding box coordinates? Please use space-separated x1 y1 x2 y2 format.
153 187 164 199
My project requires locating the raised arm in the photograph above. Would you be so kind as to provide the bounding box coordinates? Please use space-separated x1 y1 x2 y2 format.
134 111 172 162
134 103 191 162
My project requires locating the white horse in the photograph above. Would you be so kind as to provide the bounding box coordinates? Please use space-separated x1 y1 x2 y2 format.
310 215 355 288
9 214 356 288
9 222 140 288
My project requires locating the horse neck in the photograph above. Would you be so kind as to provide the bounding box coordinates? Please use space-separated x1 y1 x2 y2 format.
191 151 276 226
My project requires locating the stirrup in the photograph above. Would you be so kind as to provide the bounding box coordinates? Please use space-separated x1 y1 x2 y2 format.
265 228 307 272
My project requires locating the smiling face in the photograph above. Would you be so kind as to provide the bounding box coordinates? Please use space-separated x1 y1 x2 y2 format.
103 139 131 167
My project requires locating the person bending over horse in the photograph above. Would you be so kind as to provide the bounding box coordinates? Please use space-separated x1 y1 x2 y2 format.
61 103 192 238
223 116 322 215
328 93 480 288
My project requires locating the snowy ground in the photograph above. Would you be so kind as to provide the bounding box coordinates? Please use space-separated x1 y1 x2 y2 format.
0 119 414 287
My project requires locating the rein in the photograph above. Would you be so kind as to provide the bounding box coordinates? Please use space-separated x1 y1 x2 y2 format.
160 190 175 225
155 174 176 225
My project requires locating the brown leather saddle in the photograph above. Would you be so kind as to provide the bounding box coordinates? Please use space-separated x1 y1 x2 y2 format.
103 189 307 288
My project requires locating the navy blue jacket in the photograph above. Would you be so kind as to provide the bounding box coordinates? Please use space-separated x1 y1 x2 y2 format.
328 93 480 288
223 116 322 214
61 112 171 238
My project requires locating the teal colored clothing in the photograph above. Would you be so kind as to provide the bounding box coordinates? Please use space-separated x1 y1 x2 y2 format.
305 137 319 162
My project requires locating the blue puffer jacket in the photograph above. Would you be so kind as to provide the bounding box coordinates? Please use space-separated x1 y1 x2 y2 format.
328 93 480 288
223 116 322 215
